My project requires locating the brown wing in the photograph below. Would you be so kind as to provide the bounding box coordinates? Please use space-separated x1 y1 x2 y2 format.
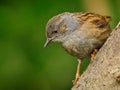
73 12 111 27
72 12 111 40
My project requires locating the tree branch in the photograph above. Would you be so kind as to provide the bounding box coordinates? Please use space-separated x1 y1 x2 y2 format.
72 22 120 90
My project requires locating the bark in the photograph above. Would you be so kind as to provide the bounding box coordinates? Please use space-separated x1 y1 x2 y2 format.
72 22 120 90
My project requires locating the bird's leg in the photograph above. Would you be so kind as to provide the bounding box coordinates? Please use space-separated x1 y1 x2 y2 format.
72 59 81 85
91 49 98 61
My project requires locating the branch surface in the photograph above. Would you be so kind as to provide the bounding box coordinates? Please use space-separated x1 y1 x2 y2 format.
72 22 120 90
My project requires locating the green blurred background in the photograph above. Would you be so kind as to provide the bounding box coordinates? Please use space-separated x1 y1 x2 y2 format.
0 0 120 90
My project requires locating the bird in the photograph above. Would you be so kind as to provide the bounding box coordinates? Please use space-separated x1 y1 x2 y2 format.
44 12 111 85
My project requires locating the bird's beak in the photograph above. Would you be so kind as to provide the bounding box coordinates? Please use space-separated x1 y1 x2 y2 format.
44 38 52 47
44 36 56 47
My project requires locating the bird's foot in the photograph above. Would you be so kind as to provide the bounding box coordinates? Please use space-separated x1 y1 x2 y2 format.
91 49 98 61
72 76 80 85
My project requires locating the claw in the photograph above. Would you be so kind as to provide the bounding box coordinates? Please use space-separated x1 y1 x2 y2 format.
91 49 98 61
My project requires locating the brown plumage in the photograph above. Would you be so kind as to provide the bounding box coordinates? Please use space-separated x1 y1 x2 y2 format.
44 12 111 85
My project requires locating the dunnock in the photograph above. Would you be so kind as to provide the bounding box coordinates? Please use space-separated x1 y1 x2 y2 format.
44 12 111 85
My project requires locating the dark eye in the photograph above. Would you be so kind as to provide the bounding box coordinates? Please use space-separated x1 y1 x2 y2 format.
52 30 58 34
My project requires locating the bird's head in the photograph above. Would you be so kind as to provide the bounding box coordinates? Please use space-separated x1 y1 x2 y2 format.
44 12 79 47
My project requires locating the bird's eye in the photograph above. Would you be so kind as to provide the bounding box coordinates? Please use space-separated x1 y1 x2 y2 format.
52 30 58 34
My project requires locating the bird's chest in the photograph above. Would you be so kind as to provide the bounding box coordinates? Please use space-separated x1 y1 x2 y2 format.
62 37 92 59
